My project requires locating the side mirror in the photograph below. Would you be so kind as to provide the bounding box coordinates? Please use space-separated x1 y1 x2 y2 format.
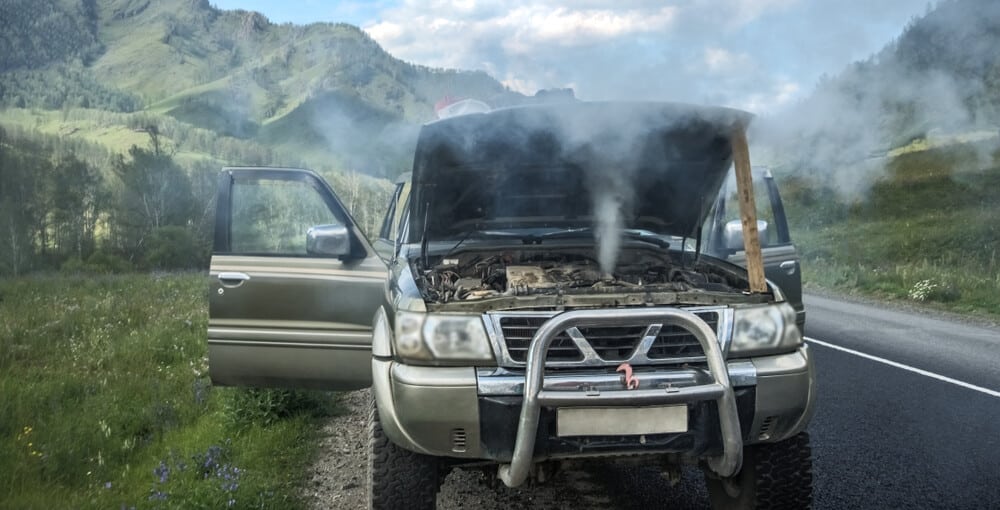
723 219 769 252
306 224 351 257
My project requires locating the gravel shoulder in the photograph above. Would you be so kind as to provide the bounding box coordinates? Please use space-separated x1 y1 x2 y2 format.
303 390 370 509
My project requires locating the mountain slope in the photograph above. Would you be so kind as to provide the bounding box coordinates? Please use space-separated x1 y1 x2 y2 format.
0 0 522 177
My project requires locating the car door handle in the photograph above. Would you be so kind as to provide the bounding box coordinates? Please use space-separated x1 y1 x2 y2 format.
779 260 797 275
218 272 250 288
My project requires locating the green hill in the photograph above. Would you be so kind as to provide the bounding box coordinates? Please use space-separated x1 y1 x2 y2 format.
0 0 522 177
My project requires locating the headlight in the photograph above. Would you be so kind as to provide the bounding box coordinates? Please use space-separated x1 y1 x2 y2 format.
729 302 801 356
393 312 494 363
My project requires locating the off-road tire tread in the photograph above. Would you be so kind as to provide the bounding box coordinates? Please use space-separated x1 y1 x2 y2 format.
706 431 813 510
753 432 813 509
368 400 440 510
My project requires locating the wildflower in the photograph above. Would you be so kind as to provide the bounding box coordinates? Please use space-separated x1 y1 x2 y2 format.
203 445 222 469
154 460 170 484
104 482 112 489
909 279 938 301
216 463 242 494
192 378 208 405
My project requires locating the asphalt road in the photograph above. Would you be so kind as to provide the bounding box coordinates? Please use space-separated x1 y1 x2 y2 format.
804 294 1000 509
442 293 1000 509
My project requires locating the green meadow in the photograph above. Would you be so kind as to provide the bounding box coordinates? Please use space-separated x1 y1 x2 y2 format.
0 273 336 509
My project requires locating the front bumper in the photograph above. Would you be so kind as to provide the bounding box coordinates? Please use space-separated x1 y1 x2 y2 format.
372 312 815 487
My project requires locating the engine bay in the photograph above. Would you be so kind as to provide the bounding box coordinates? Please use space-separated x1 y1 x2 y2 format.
415 248 741 305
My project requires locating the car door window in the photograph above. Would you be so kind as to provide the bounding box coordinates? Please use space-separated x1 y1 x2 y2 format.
230 178 340 255
711 170 786 248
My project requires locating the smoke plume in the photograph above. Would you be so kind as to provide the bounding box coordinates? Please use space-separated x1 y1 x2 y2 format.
751 0 1000 200
593 190 626 274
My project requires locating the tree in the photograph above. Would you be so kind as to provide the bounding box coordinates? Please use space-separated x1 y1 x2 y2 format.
0 128 47 276
110 133 194 261
48 154 101 259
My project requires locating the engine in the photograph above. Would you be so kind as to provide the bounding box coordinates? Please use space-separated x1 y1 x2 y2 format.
415 249 735 304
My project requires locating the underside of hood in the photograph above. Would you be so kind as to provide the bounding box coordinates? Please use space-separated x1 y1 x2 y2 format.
407 101 753 242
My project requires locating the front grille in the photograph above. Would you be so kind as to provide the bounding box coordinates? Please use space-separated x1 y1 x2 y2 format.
498 316 583 362
648 314 720 359
490 309 727 367
577 325 649 361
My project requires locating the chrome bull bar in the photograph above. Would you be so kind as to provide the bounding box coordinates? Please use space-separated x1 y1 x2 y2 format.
497 308 742 487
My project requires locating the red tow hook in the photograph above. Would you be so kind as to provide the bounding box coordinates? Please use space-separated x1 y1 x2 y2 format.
616 362 640 390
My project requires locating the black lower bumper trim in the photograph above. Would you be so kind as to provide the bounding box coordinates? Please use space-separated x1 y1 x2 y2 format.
479 387 756 462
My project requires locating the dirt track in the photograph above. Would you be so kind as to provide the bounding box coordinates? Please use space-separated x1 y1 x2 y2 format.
302 389 712 510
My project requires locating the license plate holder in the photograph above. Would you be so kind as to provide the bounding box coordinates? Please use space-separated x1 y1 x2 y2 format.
556 405 689 437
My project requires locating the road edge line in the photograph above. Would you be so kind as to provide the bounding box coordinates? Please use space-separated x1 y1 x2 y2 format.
805 336 1000 398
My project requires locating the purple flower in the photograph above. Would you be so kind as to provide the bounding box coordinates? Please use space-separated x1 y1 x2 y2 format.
202 445 222 469
104 481 112 489
217 463 242 493
192 379 208 405
153 460 170 483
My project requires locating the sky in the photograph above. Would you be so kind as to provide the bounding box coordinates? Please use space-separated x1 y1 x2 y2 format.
210 0 932 114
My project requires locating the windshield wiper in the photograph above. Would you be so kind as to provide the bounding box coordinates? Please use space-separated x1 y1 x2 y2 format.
443 229 526 257
443 227 670 256
529 228 671 249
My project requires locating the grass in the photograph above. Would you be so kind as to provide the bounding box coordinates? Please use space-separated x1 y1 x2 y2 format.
785 139 1000 320
0 273 338 509
801 257 1000 317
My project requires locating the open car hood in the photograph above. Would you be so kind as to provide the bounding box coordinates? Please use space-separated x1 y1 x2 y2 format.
407 101 753 242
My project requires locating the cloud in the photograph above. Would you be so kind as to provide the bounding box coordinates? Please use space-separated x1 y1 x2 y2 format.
499 5 678 50
366 3 677 64
363 0 928 114
702 48 753 73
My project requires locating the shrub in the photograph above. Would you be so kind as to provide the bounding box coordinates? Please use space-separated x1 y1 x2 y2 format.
86 249 133 273
145 226 208 270
222 388 337 427
59 250 133 274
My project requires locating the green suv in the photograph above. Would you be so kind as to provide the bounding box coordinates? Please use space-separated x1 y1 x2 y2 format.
208 102 815 509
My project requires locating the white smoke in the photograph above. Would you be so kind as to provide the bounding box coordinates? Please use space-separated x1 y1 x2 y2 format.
750 0 1000 201
592 176 627 274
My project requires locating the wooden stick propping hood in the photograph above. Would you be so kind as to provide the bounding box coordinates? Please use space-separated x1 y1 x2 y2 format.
730 126 768 294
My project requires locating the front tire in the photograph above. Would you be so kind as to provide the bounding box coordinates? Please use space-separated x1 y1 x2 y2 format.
705 432 813 510
367 399 441 510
